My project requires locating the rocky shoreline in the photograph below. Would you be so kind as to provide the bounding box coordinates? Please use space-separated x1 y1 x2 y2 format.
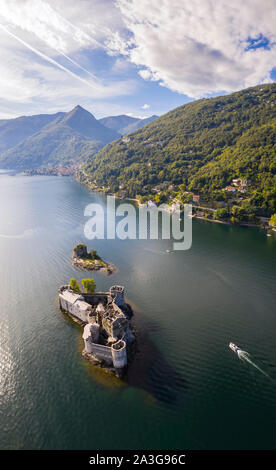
72 243 117 275
72 254 116 275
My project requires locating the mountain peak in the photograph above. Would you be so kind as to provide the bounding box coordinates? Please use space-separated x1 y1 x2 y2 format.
73 104 85 111
55 104 120 142
69 104 94 117
62 105 97 128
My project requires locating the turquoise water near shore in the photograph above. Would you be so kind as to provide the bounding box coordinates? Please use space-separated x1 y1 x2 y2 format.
0 170 275 450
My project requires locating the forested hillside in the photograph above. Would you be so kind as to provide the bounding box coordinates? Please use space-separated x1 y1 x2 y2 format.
81 84 276 216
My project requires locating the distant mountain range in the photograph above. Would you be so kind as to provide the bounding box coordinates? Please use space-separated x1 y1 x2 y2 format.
0 112 65 154
0 106 158 170
99 114 158 135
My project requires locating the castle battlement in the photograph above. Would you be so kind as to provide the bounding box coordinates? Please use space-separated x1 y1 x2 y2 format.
59 284 134 376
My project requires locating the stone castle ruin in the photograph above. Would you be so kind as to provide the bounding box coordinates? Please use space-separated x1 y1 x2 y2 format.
58 285 134 376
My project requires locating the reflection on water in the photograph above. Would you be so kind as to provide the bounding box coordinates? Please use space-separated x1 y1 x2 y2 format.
0 172 276 450
128 314 189 408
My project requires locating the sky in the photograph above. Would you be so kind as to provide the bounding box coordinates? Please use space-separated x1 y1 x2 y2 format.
0 0 275 120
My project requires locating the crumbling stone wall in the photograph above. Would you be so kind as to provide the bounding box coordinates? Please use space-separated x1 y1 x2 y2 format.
73 244 88 258
88 343 113 364
111 340 127 368
82 292 110 305
60 284 130 372
109 285 125 307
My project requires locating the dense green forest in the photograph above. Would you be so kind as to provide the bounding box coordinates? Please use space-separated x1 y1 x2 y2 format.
80 84 276 217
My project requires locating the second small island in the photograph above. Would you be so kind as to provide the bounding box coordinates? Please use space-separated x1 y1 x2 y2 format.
72 243 116 275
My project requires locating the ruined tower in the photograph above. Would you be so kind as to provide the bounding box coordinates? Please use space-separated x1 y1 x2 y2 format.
109 285 125 308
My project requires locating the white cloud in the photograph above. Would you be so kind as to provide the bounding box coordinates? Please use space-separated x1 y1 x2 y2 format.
0 0 135 116
0 0 275 117
138 69 153 81
126 112 146 119
0 0 106 53
0 28 136 118
111 0 276 98
142 103 150 109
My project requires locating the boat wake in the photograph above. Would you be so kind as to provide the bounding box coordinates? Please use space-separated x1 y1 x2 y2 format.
229 342 273 381
237 349 271 379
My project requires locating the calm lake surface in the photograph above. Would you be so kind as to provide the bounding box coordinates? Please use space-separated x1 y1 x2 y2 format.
0 170 275 450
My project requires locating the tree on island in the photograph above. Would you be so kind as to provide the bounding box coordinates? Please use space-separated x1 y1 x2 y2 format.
73 243 88 258
89 249 101 260
70 278 81 293
73 244 102 261
82 278 96 293
269 214 276 227
73 243 87 251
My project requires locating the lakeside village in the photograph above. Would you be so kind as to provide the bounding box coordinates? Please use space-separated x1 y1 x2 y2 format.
59 245 134 378
77 170 276 232
24 167 276 231
24 164 80 176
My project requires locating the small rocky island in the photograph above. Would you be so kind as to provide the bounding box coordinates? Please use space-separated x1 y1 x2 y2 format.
59 283 135 378
72 243 115 274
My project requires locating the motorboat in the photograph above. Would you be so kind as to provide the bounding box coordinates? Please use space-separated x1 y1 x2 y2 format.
229 342 242 354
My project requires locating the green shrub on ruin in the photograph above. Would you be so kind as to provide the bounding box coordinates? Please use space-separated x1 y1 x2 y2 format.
89 249 101 260
82 278 96 294
70 278 81 293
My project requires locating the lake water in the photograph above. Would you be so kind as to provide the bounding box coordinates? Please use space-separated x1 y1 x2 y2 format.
0 170 275 450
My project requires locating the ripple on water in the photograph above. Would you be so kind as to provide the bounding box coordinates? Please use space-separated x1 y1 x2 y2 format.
0 174 276 450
